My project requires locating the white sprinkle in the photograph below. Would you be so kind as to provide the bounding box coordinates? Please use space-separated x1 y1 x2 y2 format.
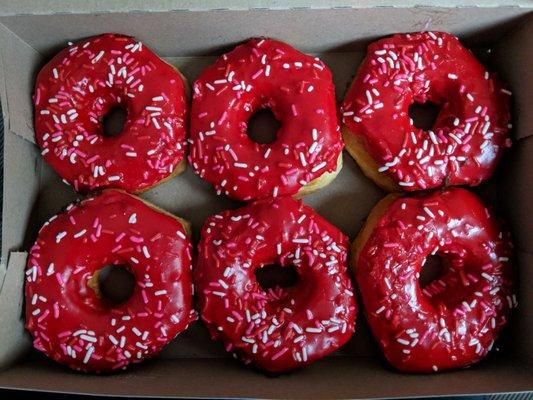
83 346 94 364
80 334 97 343
311 162 326 173
74 229 87 238
142 246 151 258
293 238 309 244
56 231 67 243
155 290 168 296
449 133 462 144
481 272 493 281
129 213 137 224
424 207 435 219
46 263 55 276
91 51 105 64
448 73 458 80
399 181 415 187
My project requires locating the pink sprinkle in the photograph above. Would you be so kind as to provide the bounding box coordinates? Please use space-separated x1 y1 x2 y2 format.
130 235 144 243
37 309 50 323
58 331 71 338
55 273 64 286
291 104 298 117
271 347 288 360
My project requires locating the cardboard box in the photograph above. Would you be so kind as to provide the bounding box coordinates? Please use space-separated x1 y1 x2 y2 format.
0 1 531 398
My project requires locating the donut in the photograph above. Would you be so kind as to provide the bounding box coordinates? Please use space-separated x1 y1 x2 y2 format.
352 188 515 372
189 38 343 201
195 196 356 372
341 32 511 192
34 33 188 193
25 189 196 372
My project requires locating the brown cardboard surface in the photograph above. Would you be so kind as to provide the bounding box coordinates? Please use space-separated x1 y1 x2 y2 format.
0 3 531 398
493 15 533 140
0 355 531 399
509 251 533 365
499 135 533 253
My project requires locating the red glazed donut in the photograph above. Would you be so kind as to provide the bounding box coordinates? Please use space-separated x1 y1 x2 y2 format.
352 188 515 372
341 32 511 192
34 33 188 193
25 190 195 372
195 197 356 372
189 38 343 201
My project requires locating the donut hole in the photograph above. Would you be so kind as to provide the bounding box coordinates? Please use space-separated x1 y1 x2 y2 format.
419 255 445 288
247 108 281 145
102 106 127 137
255 264 298 290
97 264 135 305
408 101 440 130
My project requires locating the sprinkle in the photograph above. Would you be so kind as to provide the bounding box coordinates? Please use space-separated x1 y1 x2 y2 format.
55 231 67 243
83 346 94 364
91 50 105 64
311 162 327 173
399 181 415 187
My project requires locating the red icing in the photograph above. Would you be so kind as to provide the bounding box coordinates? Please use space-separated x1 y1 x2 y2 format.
341 32 511 190
355 188 515 372
189 38 342 201
195 197 356 372
25 190 195 372
34 33 187 193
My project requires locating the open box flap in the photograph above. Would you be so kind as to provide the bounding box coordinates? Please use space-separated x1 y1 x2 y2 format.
0 251 31 370
0 0 531 16
0 23 42 145
0 6 530 59
1 129 41 266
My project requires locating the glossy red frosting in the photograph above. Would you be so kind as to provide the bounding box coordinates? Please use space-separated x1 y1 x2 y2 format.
189 38 342 201
341 32 511 190
25 190 195 372
34 33 187 193
195 197 356 372
355 188 515 372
